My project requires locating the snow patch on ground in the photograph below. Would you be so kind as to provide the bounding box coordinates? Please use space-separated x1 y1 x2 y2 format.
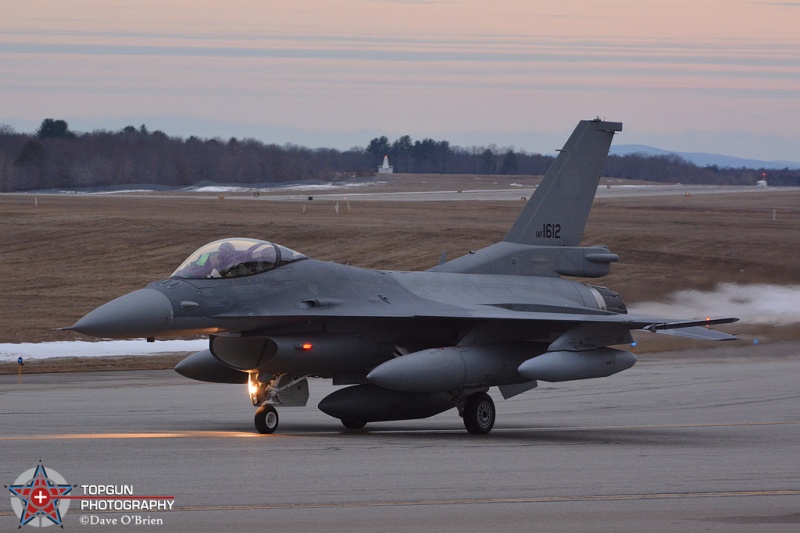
191 182 386 193
1 339 206 362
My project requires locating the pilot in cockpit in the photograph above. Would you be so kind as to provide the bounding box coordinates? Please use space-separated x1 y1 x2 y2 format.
171 238 304 280
177 241 240 278
212 241 246 278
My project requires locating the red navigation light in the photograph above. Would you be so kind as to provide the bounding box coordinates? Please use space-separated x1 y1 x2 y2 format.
296 342 313 351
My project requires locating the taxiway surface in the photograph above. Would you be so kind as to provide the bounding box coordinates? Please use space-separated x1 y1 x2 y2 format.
2 343 799 532
253 184 786 202
17 184 791 204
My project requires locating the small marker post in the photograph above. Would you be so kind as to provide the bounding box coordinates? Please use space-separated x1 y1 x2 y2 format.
17 356 23 384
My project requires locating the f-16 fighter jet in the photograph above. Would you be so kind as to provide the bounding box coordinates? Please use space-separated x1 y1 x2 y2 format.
69 119 737 435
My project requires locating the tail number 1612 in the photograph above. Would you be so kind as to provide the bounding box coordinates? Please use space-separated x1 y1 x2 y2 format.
537 223 561 239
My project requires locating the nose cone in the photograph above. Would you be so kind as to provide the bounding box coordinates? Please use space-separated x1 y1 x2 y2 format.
71 288 174 339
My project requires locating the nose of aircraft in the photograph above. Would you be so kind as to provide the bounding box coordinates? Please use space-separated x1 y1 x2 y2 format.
70 288 174 339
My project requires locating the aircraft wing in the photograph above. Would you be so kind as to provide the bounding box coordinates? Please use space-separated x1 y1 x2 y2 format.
212 301 738 342
411 306 739 342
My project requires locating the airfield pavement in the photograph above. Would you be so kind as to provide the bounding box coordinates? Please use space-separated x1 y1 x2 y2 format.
1 177 799 530
1 343 799 532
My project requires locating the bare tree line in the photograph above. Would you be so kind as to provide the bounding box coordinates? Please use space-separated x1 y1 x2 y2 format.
0 120 797 192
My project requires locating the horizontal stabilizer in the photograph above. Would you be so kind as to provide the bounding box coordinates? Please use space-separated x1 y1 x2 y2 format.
642 318 739 341
645 326 737 341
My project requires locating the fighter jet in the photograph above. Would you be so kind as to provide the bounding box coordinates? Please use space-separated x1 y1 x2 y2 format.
68 119 737 435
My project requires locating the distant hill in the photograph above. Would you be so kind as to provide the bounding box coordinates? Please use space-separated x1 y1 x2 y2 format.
611 144 800 170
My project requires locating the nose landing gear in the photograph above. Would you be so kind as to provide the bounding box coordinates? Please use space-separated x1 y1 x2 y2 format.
255 404 279 434
248 373 310 434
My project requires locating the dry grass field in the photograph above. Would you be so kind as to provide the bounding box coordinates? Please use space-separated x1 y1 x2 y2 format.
2 175 799 372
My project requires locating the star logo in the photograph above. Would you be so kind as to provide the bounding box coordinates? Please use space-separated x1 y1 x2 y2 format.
7 463 73 528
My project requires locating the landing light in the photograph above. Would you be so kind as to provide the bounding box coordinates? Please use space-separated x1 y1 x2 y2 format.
296 343 313 351
248 379 258 396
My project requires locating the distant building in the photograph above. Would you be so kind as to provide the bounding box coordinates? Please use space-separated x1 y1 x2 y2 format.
757 179 768 187
378 155 393 174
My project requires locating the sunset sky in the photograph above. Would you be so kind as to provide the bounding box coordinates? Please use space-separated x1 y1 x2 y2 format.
2 1 799 160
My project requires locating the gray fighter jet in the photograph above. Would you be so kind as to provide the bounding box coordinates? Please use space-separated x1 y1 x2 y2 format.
69 119 737 435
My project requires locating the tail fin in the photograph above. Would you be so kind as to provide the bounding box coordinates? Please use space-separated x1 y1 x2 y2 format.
431 119 621 277
504 119 622 246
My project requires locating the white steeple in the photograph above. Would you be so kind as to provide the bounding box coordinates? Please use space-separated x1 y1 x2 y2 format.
378 155 393 174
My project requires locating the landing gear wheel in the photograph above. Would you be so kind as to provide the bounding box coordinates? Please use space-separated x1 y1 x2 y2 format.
341 419 367 429
255 404 279 434
463 392 495 435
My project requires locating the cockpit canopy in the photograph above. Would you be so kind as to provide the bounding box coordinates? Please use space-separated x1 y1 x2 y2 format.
171 238 307 280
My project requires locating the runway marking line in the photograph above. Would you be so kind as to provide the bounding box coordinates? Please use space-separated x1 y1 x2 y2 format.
131 489 800 513
3 489 797 519
1 419 798 441
0 431 283 441
500 420 800 432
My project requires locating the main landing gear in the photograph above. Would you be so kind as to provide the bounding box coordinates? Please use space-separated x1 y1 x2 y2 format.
461 391 495 435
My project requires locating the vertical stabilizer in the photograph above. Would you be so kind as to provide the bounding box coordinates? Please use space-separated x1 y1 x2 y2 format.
504 119 622 246
431 119 621 277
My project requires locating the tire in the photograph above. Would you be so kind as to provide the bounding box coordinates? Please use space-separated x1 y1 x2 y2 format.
341 419 367 429
463 392 495 435
255 404 279 434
